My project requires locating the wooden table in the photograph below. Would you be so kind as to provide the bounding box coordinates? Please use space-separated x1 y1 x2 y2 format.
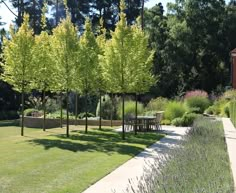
131 116 156 131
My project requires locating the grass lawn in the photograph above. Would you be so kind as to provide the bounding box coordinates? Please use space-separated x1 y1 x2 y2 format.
0 120 164 193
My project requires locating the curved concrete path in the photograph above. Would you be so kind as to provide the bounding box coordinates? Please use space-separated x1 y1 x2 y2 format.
222 118 236 192
82 126 189 193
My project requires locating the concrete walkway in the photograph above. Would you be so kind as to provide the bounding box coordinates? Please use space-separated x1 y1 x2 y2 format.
222 118 236 192
82 126 189 193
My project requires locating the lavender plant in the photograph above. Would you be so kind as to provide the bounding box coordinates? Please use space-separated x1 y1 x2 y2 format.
129 117 234 193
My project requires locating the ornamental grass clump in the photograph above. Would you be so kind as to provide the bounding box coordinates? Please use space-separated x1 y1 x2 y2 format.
164 101 186 121
129 117 234 193
118 100 144 119
184 90 210 114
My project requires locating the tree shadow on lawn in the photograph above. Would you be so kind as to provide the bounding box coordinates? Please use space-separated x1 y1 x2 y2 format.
27 128 164 156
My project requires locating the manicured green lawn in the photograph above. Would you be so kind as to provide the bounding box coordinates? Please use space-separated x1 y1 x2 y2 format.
0 121 164 193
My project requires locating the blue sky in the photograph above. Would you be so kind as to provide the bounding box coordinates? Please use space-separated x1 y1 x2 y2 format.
0 0 230 29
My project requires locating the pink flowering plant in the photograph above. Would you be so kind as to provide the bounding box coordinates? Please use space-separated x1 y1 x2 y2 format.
184 90 208 99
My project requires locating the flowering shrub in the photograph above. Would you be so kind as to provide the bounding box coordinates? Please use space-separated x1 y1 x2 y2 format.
184 90 208 99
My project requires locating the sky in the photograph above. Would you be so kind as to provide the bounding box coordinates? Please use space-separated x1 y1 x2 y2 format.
0 0 230 29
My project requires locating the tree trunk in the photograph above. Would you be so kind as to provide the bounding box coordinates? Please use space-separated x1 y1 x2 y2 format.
85 92 88 133
135 93 138 135
56 0 59 25
60 92 63 128
66 89 69 137
110 93 113 127
21 88 25 136
33 0 36 32
43 89 46 131
141 0 144 30
75 93 78 126
122 93 125 140
99 91 102 130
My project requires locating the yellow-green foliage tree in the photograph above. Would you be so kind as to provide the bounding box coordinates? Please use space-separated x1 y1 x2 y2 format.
32 32 56 131
101 0 134 139
77 18 100 133
1 14 35 136
31 2 57 131
129 21 155 134
52 15 78 137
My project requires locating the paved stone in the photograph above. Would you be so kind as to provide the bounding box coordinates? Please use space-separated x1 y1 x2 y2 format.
82 126 189 193
222 118 236 192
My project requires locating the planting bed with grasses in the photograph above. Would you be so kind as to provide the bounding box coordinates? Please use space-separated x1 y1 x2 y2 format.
134 117 234 193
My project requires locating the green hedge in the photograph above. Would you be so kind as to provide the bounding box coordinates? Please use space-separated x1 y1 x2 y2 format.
229 100 236 127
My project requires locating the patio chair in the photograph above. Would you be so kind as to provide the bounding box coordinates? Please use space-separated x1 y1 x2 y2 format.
124 115 135 131
124 115 144 132
150 112 163 131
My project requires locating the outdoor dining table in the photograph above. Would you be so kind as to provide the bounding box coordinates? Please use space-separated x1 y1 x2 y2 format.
131 116 156 131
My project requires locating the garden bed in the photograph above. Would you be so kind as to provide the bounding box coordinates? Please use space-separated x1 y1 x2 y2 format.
136 117 234 193
20 116 122 128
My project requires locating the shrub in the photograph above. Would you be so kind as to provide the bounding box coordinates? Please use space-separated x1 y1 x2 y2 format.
47 110 67 119
204 105 215 115
164 101 186 121
78 112 95 119
223 102 230 118
25 95 60 113
117 100 144 119
0 111 19 120
145 111 159 116
24 108 41 116
161 119 171 125
146 97 168 112
182 113 198 126
133 117 234 192
229 101 236 127
96 95 114 120
185 96 210 114
46 98 60 113
205 99 228 116
171 113 198 127
221 89 236 100
184 89 208 99
171 117 183 126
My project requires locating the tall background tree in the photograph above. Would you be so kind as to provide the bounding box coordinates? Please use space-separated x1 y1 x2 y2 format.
1 14 34 135
145 0 232 97
52 13 78 137
77 18 100 133
102 0 137 139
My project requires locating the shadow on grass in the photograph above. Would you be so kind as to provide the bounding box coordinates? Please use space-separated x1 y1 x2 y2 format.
28 128 164 156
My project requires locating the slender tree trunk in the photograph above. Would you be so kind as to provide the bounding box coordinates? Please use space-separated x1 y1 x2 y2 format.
85 91 88 133
122 93 125 140
60 92 63 128
135 93 138 135
33 0 36 32
110 93 113 127
66 89 69 137
75 93 78 126
21 87 25 136
141 0 144 30
56 0 59 26
43 89 46 131
17 0 24 27
99 91 102 130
